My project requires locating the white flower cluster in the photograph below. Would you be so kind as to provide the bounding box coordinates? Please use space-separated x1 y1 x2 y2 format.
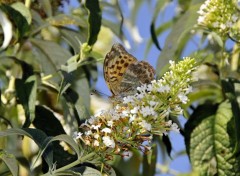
74 57 196 158
197 0 239 37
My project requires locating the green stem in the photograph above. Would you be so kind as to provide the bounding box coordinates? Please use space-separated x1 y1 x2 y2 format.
41 152 96 175
231 44 239 71
57 152 96 172
25 0 31 8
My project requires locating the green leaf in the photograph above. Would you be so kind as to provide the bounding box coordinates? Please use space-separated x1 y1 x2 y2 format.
145 21 173 58
38 134 81 160
61 55 80 73
101 1 123 38
102 19 121 37
85 0 102 46
185 82 223 108
60 28 86 54
113 149 141 176
11 2 32 24
15 75 37 127
162 135 172 158
0 56 34 80
38 0 52 17
156 0 201 76
178 0 191 11
48 14 87 27
221 79 240 154
30 38 72 84
0 4 29 40
62 81 90 124
76 166 102 176
0 150 18 176
0 128 53 168
0 9 12 50
33 106 78 170
185 101 240 175
142 143 157 176
33 106 66 136
150 22 162 51
149 1 168 52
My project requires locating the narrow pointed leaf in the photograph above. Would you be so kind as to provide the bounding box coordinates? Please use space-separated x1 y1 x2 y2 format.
85 0 102 46
156 1 201 76
0 150 18 176
0 4 29 40
15 75 37 127
30 38 72 83
0 128 53 167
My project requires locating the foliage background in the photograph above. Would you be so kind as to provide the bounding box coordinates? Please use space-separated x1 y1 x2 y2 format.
0 0 239 176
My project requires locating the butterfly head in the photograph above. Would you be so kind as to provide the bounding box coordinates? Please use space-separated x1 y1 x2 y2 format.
105 43 127 60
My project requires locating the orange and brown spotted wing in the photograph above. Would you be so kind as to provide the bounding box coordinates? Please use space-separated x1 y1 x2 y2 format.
103 43 137 96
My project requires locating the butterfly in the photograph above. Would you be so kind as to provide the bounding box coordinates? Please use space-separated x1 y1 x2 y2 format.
103 43 155 98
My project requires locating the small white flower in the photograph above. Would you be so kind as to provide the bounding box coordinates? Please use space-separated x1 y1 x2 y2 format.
185 86 193 94
85 130 92 136
93 140 99 146
137 84 147 92
115 104 120 110
226 21 233 28
220 23 226 30
111 113 120 120
151 80 157 84
130 106 139 114
162 85 171 92
85 139 91 145
166 120 173 126
149 101 157 107
122 110 129 117
197 16 205 24
171 123 180 133
147 84 153 91
169 60 175 65
88 116 97 124
95 110 104 117
123 96 134 104
102 136 115 148
136 93 145 99
212 22 219 28
163 131 168 136
91 124 101 130
140 120 152 131
101 128 112 133
178 92 188 104
73 132 83 139
129 114 136 123
162 108 170 117
174 105 183 114
232 14 238 22
140 106 156 117
199 3 207 11
94 133 99 139
107 120 114 127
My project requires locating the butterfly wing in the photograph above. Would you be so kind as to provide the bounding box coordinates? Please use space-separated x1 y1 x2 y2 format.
119 61 155 97
104 43 137 96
